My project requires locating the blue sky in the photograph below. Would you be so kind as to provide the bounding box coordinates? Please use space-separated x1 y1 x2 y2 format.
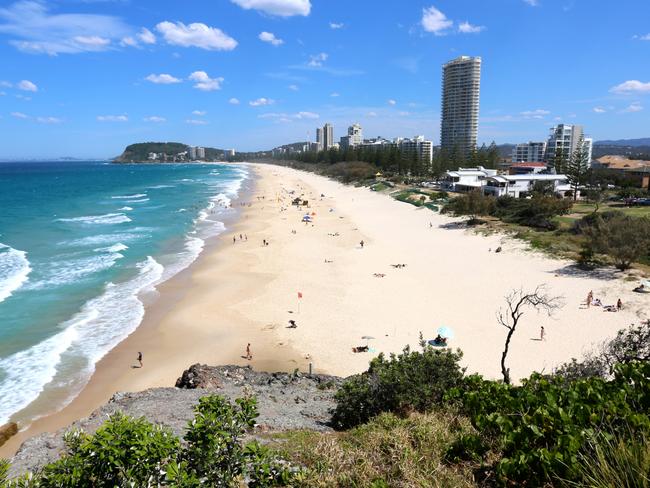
0 0 649 159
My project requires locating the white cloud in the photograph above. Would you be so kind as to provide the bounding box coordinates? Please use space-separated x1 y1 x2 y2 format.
229 97 240 105
192 110 207 116
308 52 328 67
11 111 28 119
523 0 539 5
97 114 128 122
288 84 299 91
36 116 62 124
230 0 311 17
593 107 606 113
0 1 130 55
329 22 344 29
610 80 650 94
73 36 110 48
0 81 12 88
521 109 550 118
259 111 319 121
398 111 410 116
295 111 319 119
186 119 208 125
188 71 224 91
622 103 643 113
138 27 156 44
387 99 397 106
0 91 5 96
156 21 237 51
639 34 650 41
330 92 340 97
458 21 485 34
249 97 274 106
421 6 453 35
17 79 37 92
367 111 378 117
15 94 31 100
259 31 283 46
144 116 166 122
120 36 138 47
145 73 181 84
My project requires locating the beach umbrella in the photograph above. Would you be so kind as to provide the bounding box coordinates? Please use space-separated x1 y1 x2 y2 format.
437 326 455 339
361 335 376 345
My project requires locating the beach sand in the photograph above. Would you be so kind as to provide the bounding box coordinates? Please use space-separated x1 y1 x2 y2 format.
2 163 647 457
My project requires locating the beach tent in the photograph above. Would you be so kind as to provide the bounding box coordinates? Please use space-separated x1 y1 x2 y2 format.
437 326 455 339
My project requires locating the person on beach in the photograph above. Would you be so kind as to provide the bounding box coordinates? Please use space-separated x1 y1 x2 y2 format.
587 290 593 308
246 343 252 360
540 326 545 341
137 351 143 368
617 298 623 310
360 240 364 249
233 236 236 244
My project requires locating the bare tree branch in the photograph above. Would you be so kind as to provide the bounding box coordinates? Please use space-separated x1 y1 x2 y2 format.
498 285 564 384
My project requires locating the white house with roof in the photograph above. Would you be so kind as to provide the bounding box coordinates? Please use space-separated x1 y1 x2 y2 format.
483 174 574 198
441 166 498 192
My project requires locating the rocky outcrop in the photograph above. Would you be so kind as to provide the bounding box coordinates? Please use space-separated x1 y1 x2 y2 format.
0 423 18 448
9 365 344 478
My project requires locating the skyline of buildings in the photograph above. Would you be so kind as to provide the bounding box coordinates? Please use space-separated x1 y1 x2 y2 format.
440 56 482 157
545 124 593 167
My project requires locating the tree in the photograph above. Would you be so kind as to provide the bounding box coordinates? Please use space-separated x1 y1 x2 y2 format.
552 145 568 175
497 286 563 384
441 190 496 224
485 141 500 169
584 188 605 214
584 213 650 270
566 136 591 201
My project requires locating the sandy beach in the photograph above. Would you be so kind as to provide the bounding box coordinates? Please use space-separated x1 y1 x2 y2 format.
2 162 647 457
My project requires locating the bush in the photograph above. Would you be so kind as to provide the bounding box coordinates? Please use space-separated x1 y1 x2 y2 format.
494 195 573 230
579 213 650 270
446 361 650 485
332 341 465 429
2 396 301 487
442 191 496 224
321 161 378 183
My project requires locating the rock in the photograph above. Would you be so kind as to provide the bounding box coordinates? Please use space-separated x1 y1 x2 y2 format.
8 365 345 478
0 422 18 448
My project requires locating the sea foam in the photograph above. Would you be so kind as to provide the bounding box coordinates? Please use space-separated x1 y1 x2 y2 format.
57 213 132 225
0 243 31 303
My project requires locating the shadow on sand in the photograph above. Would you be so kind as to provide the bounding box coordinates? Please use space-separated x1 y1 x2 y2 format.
550 264 623 282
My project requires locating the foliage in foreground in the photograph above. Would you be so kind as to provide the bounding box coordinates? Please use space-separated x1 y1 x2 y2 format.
269 411 477 488
447 361 650 485
331 341 465 429
1 396 302 488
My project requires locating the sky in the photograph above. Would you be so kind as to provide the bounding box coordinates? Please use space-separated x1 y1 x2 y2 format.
0 0 649 159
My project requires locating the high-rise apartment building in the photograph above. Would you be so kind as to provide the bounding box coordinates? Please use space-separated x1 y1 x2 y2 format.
316 127 324 151
323 123 334 150
339 123 363 149
546 124 593 167
512 142 547 163
398 136 433 165
440 56 482 157
197 147 206 159
189 147 197 160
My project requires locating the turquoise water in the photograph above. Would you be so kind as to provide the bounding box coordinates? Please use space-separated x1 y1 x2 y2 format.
0 161 248 425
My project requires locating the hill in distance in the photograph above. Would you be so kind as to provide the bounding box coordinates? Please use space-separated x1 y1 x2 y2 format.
114 142 232 163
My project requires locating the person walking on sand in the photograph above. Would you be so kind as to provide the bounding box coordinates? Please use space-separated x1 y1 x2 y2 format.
617 298 623 310
137 351 143 368
587 290 593 308
246 343 252 360
360 240 364 249
233 236 236 244
540 326 545 341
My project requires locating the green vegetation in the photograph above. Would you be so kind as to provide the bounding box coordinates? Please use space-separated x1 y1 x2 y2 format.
268 412 477 487
1 395 302 487
116 142 189 162
332 342 465 430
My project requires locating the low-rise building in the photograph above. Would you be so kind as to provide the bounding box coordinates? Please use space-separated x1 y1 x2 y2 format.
508 162 549 175
442 166 498 192
593 155 650 189
483 174 572 198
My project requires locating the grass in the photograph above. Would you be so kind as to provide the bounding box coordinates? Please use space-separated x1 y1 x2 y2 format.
265 411 478 488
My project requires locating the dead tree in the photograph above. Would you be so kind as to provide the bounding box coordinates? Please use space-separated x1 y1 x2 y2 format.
497 286 563 384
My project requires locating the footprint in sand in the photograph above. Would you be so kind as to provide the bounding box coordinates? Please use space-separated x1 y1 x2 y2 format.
262 323 278 331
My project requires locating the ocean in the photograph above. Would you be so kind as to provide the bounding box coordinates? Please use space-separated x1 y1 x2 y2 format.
0 161 248 426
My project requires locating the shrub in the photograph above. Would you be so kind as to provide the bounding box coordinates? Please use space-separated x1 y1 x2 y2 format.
446 361 650 485
442 191 496 224
322 161 378 183
579 212 650 270
494 195 573 230
2 396 301 488
332 340 465 429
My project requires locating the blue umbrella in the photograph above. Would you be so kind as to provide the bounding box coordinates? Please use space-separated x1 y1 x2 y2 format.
437 326 455 339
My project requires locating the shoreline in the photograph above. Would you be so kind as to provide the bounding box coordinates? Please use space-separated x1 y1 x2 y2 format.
0 164 308 457
2 163 647 459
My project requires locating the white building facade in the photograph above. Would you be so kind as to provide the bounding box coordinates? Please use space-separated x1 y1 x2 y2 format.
512 142 547 163
546 124 593 167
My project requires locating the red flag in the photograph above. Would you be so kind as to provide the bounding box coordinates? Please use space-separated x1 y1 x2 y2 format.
297 292 303 299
